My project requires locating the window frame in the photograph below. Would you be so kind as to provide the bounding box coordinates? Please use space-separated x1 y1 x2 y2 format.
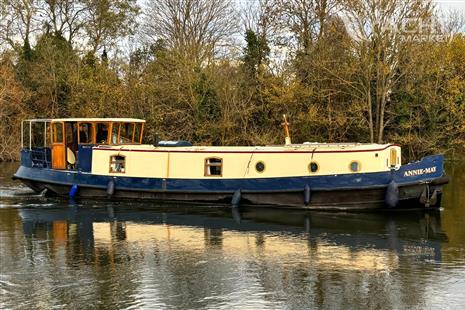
109 154 126 174
114 122 136 145
52 122 65 145
110 122 120 145
95 122 111 145
133 122 144 144
390 148 397 167
204 157 223 177
77 122 95 144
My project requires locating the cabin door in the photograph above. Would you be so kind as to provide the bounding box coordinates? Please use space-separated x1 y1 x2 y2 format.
51 122 66 169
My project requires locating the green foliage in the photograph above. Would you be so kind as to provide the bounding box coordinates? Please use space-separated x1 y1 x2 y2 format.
243 29 270 78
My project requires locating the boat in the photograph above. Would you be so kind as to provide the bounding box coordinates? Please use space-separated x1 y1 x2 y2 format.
13 117 449 210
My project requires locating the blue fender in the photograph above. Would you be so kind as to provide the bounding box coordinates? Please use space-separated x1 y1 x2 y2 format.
69 184 78 198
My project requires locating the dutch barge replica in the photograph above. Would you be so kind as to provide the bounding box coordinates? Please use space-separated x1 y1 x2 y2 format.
13 118 449 210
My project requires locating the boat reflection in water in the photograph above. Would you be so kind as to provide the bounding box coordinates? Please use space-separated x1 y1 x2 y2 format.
3 159 464 309
2 203 451 309
19 204 447 271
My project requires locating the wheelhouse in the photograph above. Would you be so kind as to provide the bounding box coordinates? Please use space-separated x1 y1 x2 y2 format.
21 118 145 171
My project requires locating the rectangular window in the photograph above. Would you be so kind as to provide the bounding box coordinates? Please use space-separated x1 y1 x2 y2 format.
134 123 143 144
65 122 78 148
390 149 397 167
111 123 120 144
109 155 126 173
78 123 94 144
205 158 222 176
96 123 110 144
53 122 64 144
119 123 134 144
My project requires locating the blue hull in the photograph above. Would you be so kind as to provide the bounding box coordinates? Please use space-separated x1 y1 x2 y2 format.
13 155 448 209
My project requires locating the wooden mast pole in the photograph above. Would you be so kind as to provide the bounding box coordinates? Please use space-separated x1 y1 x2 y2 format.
282 114 291 145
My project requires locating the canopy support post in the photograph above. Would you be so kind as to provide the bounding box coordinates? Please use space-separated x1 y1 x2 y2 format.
29 121 32 150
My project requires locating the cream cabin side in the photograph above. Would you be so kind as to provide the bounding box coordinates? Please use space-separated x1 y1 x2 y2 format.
90 144 402 179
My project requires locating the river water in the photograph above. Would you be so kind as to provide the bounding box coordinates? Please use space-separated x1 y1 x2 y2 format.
0 162 464 309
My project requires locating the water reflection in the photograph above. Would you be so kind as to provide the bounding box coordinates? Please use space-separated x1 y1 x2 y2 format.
0 204 453 309
18 206 447 266
1 160 465 309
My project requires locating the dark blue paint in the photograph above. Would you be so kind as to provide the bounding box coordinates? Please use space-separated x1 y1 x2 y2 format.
393 155 444 183
14 155 445 193
158 140 193 147
20 149 32 167
20 148 51 168
77 145 93 172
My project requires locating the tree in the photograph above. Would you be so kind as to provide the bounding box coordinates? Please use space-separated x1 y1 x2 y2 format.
0 0 39 56
143 0 238 65
243 29 270 78
341 0 434 143
38 0 87 45
0 54 29 160
275 0 339 50
84 0 139 54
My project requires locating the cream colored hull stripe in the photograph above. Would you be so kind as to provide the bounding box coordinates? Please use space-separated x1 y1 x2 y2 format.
91 145 402 180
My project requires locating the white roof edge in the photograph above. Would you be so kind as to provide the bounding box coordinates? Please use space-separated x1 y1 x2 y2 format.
23 118 145 123
23 119 52 122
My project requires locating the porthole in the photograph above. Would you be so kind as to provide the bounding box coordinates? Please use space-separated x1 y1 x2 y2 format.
255 161 265 173
349 161 361 172
309 162 319 173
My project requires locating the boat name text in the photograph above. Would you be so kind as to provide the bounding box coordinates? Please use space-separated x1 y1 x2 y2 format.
403 167 437 177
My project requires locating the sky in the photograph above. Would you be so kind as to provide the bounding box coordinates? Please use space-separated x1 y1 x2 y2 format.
435 0 465 11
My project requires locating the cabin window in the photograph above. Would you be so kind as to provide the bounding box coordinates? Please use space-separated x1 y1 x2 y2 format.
119 123 134 144
65 123 77 148
390 148 397 167
309 162 319 173
255 161 265 173
78 123 94 144
134 123 143 144
349 161 361 172
96 123 110 144
111 123 120 144
65 123 78 166
109 155 126 173
205 158 222 176
53 123 64 144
